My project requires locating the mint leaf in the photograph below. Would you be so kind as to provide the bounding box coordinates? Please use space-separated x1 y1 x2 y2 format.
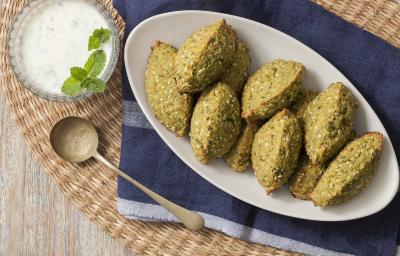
88 28 111 50
84 50 106 77
81 77 106 93
62 77 82 96
88 35 101 51
83 52 96 72
93 28 112 43
70 67 87 81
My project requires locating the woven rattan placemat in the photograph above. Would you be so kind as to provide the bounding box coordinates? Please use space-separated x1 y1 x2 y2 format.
0 0 399 255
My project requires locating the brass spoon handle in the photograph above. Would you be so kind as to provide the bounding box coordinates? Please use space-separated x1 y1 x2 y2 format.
93 152 204 231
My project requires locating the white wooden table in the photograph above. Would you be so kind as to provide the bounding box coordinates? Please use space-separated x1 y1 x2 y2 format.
0 0 133 254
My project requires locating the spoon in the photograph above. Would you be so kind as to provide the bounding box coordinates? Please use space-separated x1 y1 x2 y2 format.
50 116 204 231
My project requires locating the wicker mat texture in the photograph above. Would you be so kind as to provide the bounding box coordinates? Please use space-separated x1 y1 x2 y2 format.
0 0 399 255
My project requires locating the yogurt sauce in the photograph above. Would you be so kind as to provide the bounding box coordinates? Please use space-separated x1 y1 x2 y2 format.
19 0 112 95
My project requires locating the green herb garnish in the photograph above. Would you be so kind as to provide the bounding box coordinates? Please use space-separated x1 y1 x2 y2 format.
70 67 88 81
81 77 107 93
88 36 101 51
88 28 112 50
62 77 82 96
84 50 106 78
62 28 111 96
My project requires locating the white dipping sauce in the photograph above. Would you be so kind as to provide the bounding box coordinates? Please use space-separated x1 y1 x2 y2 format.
19 0 112 95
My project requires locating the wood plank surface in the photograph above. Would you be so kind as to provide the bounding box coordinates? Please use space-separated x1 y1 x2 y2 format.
0 91 135 256
0 1 132 255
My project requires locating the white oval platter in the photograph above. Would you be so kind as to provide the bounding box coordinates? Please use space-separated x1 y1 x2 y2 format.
124 11 399 221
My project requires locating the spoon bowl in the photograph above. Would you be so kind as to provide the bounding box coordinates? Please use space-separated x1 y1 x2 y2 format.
50 116 98 163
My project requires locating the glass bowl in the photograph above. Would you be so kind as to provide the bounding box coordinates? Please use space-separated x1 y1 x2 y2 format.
8 0 120 102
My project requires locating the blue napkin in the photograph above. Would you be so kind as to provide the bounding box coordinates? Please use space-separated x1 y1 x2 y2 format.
113 0 400 255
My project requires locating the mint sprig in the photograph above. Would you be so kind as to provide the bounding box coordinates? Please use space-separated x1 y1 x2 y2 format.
88 28 112 50
62 76 106 96
62 52 106 96
62 27 111 96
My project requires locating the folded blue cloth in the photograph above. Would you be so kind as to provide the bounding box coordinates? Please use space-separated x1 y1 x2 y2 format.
113 0 400 255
